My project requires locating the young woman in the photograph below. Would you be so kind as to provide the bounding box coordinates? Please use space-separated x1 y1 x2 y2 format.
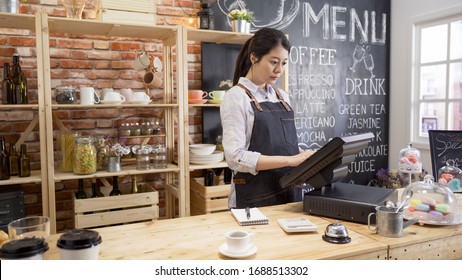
220 28 315 209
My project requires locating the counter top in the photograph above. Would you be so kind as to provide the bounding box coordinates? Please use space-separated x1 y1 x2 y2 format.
45 193 462 260
45 203 388 260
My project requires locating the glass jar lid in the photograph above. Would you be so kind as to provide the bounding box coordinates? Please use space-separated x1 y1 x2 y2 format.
57 229 102 250
437 159 462 192
401 175 462 225
74 136 93 144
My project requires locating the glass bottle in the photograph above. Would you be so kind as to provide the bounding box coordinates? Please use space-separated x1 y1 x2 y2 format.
18 144 30 177
90 181 104 198
75 179 87 199
109 176 122 196
131 176 138 194
73 136 97 175
2 63 13 104
0 137 10 180
9 143 19 176
11 54 28 104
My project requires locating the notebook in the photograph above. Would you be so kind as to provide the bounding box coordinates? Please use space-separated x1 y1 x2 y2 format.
231 207 269 226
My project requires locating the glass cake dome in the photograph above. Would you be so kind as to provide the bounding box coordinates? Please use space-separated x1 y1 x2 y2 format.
401 175 462 225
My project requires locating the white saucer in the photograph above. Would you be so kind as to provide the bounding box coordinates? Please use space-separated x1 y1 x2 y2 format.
100 100 123 104
127 100 151 104
208 100 223 104
218 243 257 258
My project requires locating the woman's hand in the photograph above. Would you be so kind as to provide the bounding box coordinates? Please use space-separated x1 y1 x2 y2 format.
288 150 316 167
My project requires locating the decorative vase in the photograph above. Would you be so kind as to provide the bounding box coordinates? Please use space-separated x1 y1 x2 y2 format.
232 20 251 34
63 0 86 19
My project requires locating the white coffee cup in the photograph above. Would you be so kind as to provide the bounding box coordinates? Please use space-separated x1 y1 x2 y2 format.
225 230 255 254
120 88 133 100
80 87 100 105
103 91 125 102
209 90 225 100
134 51 151 70
131 91 150 102
101 88 113 100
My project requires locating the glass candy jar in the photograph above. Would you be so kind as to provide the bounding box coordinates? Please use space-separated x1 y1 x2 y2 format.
93 135 109 171
401 175 462 225
438 159 462 192
73 136 97 175
398 143 422 186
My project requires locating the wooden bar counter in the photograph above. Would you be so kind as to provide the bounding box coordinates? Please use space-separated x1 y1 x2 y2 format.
45 195 462 260
45 203 388 260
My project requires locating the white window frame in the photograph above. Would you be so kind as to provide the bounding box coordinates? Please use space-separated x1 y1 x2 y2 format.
412 13 462 145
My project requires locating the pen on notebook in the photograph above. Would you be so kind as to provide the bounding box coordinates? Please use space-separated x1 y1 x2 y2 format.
246 207 251 220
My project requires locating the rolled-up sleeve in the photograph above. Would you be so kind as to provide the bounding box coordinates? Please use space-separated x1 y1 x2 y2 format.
220 87 260 175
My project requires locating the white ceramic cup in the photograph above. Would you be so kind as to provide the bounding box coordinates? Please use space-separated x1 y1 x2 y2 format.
131 91 150 102
80 87 100 104
103 91 125 102
143 70 163 88
209 90 225 100
120 88 133 100
100 88 113 100
225 230 255 254
134 51 151 70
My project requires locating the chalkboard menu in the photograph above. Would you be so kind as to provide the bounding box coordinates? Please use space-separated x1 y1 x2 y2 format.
428 130 462 177
202 0 390 186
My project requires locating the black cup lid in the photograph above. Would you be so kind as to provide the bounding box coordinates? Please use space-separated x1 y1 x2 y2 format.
0 237 49 259
57 229 102 250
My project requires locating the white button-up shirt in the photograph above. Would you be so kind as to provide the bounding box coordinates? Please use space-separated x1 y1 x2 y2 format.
220 77 291 208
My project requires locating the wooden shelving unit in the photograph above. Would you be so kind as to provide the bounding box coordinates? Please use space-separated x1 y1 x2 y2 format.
38 14 184 233
0 12 49 218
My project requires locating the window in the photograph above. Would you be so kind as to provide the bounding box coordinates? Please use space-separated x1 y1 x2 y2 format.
413 14 462 142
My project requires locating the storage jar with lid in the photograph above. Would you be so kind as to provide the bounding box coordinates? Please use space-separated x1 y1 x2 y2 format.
437 159 462 192
398 143 422 186
73 136 97 175
401 175 462 225
55 85 77 104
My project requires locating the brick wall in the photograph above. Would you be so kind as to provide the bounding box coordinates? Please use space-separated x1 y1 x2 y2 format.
0 0 204 231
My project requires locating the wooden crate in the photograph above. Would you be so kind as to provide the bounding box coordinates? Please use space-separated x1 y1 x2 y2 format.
190 177 231 215
74 185 159 229
97 0 156 25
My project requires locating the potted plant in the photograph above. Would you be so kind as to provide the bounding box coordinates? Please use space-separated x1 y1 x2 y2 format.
228 9 254 33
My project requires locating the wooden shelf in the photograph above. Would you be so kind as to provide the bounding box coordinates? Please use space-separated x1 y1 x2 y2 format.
0 104 39 110
0 12 36 30
186 27 252 44
0 170 42 186
188 103 221 108
188 161 228 171
46 16 177 43
51 103 178 109
53 164 181 181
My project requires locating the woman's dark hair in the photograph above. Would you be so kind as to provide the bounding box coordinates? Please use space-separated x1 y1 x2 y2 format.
233 27 291 85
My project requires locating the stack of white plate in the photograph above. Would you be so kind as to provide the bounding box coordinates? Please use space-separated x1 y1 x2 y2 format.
190 151 224 165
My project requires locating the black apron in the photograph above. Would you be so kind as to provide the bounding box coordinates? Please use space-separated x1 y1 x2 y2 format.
233 84 304 208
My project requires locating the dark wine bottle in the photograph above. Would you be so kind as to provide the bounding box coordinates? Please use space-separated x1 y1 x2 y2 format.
91 181 104 198
18 144 30 177
109 176 122 196
9 143 19 176
0 137 10 180
11 54 28 104
75 179 87 199
1 63 13 104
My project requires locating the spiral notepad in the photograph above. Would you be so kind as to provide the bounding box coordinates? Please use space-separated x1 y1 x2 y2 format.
231 207 269 226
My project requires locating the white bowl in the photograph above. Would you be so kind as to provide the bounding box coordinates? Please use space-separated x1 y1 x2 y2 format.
189 144 216 155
